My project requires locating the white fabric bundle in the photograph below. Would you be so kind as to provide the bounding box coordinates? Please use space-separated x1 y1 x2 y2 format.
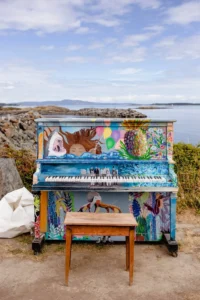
0 187 34 238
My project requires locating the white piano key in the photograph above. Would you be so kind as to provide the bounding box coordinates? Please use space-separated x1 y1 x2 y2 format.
44 175 167 184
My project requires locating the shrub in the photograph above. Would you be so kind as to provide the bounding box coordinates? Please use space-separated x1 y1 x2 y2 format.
174 143 200 213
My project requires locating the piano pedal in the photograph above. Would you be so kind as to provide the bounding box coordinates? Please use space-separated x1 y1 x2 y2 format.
96 236 103 244
96 236 113 244
102 236 108 243
107 236 113 243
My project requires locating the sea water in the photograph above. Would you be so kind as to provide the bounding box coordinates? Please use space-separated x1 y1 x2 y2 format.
61 104 200 145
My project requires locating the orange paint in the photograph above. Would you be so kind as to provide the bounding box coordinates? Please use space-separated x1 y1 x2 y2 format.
38 132 44 159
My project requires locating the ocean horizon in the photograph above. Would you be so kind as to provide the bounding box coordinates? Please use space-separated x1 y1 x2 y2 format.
55 103 199 145
8 103 200 145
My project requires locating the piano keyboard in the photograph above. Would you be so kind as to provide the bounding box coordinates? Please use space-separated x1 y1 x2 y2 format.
45 175 166 184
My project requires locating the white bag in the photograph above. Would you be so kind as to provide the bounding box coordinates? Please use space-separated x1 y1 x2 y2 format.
0 187 34 238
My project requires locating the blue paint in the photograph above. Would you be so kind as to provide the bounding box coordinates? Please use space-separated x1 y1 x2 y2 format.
170 193 177 240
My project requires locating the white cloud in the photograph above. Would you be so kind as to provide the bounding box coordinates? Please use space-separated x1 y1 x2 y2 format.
65 44 82 51
1 63 200 104
108 47 146 63
122 33 152 47
40 45 55 51
166 1 200 25
74 27 90 34
86 16 120 27
64 56 88 63
0 0 162 34
0 0 83 34
144 25 164 34
122 25 164 47
155 36 176 47
113 68 142 75
134 0 161 9
88 42 105 50
155 34 200 60
90 0 161 16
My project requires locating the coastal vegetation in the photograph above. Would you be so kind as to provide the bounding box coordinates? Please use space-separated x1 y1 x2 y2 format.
174 143 200 213
0 142 200 213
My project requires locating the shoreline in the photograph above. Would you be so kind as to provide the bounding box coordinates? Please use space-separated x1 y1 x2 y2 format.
0 105 146 118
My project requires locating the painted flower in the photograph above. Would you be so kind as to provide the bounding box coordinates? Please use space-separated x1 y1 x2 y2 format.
157 129 163 134
161 145 165 149
151 146 157 151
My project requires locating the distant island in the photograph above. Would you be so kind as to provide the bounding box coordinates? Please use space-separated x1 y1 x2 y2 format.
137 106 169 109
152 102 200 106
1 99 200 107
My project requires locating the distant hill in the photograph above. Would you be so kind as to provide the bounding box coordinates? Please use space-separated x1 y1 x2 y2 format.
0 99 99 107
0 99 140 107
1 99 200 107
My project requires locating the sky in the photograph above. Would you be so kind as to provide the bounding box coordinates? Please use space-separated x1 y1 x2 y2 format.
0 0 200 104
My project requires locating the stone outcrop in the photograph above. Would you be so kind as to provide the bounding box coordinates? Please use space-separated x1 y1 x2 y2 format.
0 110 42 152
0 158 24 199
69 108 146 118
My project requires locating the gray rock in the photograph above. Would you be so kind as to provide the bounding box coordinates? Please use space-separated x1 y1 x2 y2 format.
0 158 23 199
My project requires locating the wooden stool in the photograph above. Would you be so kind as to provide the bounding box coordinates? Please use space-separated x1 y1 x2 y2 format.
64 212 137 286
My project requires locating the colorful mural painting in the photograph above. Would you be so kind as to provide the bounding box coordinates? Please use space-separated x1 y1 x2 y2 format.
45 191 171 242
42 120 168 161
32 118 178 255
34 195 41 239
128 192 170 241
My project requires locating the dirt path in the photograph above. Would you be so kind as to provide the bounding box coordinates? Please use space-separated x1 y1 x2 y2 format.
0 212 200 300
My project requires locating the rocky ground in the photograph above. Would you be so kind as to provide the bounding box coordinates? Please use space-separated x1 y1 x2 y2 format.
0 211 199 300
0 106 146 153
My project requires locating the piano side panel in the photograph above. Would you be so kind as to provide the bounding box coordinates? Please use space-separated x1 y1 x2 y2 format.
45 191 172 242
41 120 168 161
167 123 174 161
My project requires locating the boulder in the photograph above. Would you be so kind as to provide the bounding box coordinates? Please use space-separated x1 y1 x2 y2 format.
0 158 23 199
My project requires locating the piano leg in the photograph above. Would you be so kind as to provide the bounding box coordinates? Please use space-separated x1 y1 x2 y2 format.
32 234 45 255
32 191 48 255
163 192 178 257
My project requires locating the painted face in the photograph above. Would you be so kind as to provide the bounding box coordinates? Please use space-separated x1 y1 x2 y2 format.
69 144 86 156
53 136 64 152
48 132 66 156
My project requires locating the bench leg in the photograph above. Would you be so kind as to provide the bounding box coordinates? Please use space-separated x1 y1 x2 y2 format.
126 236 129 271
65 228 72 286
129 228 134 286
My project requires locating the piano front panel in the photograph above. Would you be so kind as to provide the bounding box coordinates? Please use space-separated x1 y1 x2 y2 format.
39 119 170 161
45 191 172 242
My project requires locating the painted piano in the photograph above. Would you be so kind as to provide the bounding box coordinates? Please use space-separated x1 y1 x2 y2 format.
32 117 178 255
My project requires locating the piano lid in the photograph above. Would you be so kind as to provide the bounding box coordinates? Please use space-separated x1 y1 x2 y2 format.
35 117 177 123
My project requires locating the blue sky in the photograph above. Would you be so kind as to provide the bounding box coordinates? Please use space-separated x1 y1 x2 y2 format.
0 0 200 103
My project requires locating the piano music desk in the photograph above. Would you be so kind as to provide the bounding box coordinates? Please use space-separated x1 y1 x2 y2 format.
64 212 137 286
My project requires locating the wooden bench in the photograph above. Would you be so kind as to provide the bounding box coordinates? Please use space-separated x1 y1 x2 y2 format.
64 212 137 286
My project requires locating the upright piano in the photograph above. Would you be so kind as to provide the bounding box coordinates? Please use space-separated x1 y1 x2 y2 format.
32 117 178 255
